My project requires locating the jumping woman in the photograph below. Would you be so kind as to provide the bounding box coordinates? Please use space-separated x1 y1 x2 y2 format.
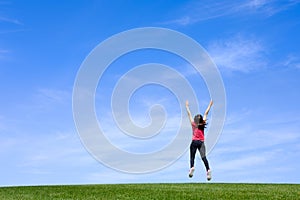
185 99 213 181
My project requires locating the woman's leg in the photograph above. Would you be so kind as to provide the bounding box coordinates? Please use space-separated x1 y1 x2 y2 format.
190 141 197 168
199 143 210 171
189 141 197 177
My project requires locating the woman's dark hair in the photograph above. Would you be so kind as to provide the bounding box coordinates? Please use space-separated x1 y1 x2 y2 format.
194 114 206 130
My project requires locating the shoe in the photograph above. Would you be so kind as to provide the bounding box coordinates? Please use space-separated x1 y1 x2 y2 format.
207 170 212 181
189 167 195 178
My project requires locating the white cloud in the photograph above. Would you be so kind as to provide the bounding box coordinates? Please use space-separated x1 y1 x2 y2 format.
0 49 9 60
238 0 300 16
0 16 22 25
8 88 71 114
162 1 237 26
281 54 300 69
0 134 24 154
216 128 300 155
0 49 9 53
0 128 102 185
19 88 72 114
213 108 300 156
37 88 71 104
162 0 300 26
214 152 272 171
0 1 23 25
12 130 95 176
164 16 193 26
207 35 267 72
224 109 253 125
209 108 300 182
98 110 186 151
86 153 191 184
0 115 4 131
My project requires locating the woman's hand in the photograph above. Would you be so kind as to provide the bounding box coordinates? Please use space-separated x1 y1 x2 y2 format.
185 100 193 123
185 100 189 107
203 99 213 121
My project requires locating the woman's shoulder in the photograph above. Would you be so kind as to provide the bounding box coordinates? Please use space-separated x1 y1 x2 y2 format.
191 121 196 127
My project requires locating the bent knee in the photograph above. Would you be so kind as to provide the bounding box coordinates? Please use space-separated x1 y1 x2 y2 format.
201 156 207 161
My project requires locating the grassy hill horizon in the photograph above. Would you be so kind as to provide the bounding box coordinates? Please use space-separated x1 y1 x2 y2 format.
0 183 299 199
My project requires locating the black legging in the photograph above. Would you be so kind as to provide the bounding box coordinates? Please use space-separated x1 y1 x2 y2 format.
190 140 210 171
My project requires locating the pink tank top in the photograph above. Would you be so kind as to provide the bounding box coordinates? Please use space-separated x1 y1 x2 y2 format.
191 122 205 141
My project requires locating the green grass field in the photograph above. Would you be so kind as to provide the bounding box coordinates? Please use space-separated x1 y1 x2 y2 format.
0 183 299 200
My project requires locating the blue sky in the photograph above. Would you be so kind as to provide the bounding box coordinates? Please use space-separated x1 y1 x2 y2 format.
1 0 300 186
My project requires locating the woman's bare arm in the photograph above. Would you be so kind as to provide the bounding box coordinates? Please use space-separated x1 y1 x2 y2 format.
203 100 213 122
185 100 193 123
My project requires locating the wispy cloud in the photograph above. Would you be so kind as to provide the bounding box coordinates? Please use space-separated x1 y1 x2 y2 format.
238 0 300 16
214 108 300 154
224 109 253 125
0 0 21 24
0 1 24 37
163 0 300 26
0 49 9 60
0 29 27 34
21 88 72 112
214 151 274 171
0 129 97 185
207 34 267 73
19 131 87 168
0 16 22 25
209 108 300 183
98 109 186 152
0 49 9 53
37 88 71 104
0 115 4 131
162 1 238 26
86 157 189 184
281 54 300 69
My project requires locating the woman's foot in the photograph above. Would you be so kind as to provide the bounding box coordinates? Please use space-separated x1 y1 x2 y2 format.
188 167 195 178
207 169 212 181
